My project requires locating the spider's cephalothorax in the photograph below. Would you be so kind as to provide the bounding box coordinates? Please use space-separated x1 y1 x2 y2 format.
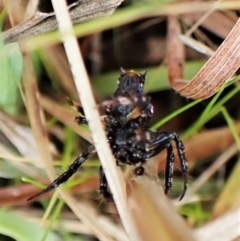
28 68 188 202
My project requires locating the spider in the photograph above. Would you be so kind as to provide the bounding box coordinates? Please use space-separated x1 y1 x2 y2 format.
28 68 188 202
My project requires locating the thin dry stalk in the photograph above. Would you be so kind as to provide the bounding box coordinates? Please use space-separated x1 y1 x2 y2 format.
50 0 138 240
185 0 223 36
23 55 55 180
25 0 38 17
57 191 118 241
213 159 240 217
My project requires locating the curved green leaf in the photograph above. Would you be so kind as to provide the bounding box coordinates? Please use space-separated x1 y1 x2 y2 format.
0 42 23 114
0 209 61 241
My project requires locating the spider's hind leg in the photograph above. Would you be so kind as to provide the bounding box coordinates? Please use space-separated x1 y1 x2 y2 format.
131 130 188 200
28 145 96 201
164 143 175 196
147 131 188 200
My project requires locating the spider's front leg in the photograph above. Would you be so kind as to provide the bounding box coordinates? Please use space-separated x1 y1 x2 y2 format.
66 97 88 125
28 145 96 201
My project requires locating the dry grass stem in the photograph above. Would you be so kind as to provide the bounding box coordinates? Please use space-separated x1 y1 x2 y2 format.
23 55 55 180
50 0 140 240
56 191 117 241
194 207 240 241
185 143 238 198
179 35 215 57
213 160 240 217
185 0 223 36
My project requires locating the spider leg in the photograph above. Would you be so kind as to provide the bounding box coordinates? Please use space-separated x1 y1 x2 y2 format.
99 165 113 202
164 143 175 195
74 116 88 125
66 96 85 116
28 144 96 201
66 97 88 125
146 131 188 200
137 103 153 127
129 130 188 200
66 97 114 127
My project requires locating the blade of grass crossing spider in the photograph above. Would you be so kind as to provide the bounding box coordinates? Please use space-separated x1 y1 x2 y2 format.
151 72 240 132
66 172 92 188
22 177 46 189
200 83 240 127
182 85 226 138
150 99 201 130
41 198 65 241
40 191 59 226
182 78 240 138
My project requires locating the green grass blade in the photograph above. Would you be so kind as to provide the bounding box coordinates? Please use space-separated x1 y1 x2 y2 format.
0 42 23 114
0 209 60 241
151 99 201 130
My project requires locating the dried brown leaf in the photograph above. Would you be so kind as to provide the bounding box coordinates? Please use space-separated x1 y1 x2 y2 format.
0 177 99 206
3 0 124 44
174 18 240 99
167 16 185 90
2 0 26 26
